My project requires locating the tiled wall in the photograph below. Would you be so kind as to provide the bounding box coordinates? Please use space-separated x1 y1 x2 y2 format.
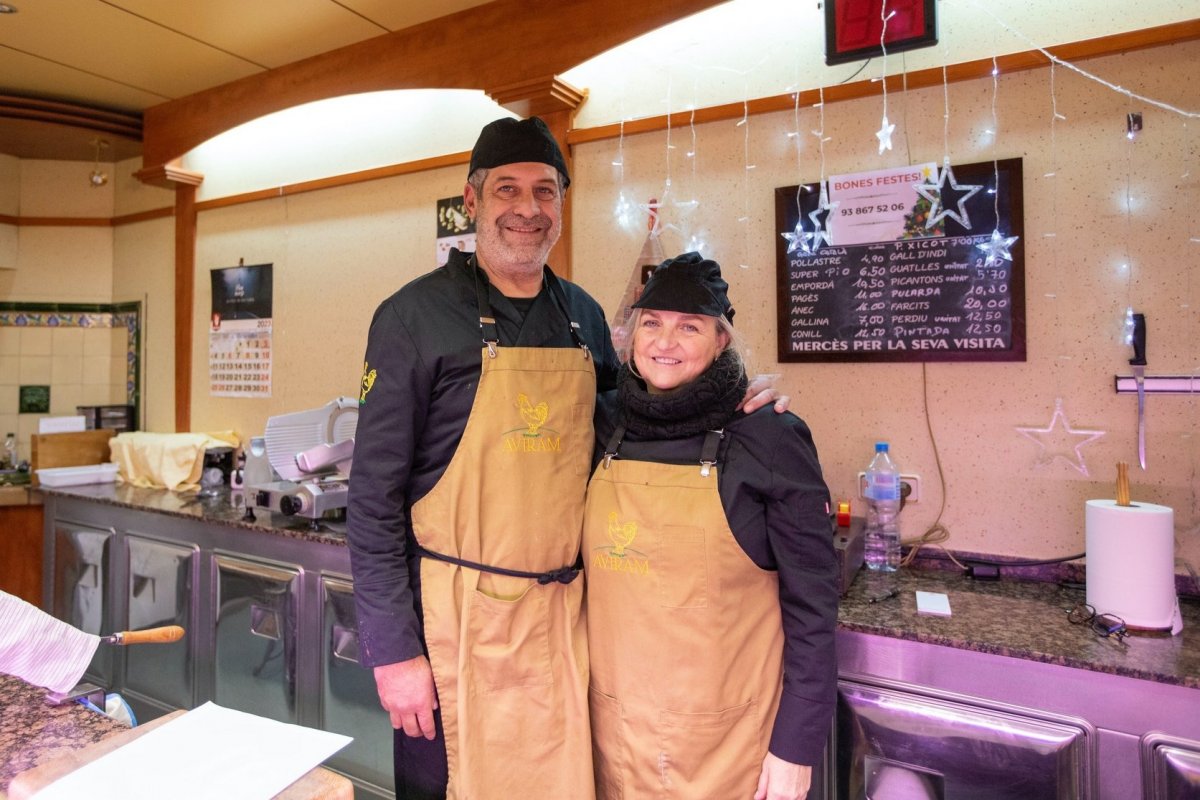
0 303 139 464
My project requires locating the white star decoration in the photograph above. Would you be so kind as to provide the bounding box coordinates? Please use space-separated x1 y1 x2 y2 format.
914 159 983 230
875 116 895 154
1015 398 1105 477
637 199 664 238
806 186 839 252
977 228 1019 267
781 184 839 255
782 220 813 255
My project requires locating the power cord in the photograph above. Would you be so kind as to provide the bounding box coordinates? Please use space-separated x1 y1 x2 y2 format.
900 363 962 570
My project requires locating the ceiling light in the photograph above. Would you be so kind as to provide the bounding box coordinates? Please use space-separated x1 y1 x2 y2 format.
89 138 109 188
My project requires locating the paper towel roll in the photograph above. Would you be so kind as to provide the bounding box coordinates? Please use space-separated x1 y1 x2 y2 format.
1085 499 1175 630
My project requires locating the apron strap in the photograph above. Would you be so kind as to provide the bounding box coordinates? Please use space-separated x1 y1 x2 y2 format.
542 268 592 360
416 544 581 585
601 423 626 469
470 257 589 360
699 428 725 477
471 258 501 358
603 424 725 477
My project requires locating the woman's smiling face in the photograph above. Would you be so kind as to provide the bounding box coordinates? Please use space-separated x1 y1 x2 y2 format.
632 309 729 394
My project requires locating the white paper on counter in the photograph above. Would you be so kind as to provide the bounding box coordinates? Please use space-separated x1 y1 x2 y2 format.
31 702 352 800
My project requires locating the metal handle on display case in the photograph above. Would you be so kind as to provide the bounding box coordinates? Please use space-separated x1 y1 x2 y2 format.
249 603 282 640
331 624 360 664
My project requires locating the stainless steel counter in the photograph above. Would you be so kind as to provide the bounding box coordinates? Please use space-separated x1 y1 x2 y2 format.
37 483 391 800
37 482 1200 799
41 481 1200 689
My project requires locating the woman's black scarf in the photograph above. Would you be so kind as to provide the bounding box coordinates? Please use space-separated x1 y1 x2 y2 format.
617 348 748 439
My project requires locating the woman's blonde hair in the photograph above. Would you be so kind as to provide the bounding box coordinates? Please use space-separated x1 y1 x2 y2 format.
618 308 749 380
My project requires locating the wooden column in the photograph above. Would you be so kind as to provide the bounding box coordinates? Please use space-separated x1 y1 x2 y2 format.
0 498 44 606
134 163 204 432
487 77 585 281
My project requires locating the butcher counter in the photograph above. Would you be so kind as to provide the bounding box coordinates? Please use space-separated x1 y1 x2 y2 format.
26 483 1200 799
0 672 353 799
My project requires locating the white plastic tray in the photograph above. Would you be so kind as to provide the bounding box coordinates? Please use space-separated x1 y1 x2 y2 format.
36 463 120 487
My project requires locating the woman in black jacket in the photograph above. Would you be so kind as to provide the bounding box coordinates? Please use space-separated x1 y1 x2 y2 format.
583 252 838 800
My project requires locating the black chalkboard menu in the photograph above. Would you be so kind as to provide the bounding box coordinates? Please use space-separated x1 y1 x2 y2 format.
775 158 1025 362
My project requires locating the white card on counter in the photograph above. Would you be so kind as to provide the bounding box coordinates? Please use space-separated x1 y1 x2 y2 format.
29 702 351 800
915 591 952 617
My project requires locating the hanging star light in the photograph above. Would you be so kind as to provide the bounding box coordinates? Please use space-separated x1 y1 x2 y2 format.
781 183 839 255
637 198 664 238
915 158 984 230
977 228 1019 267
782 219 814 255
875 116 895 154
1015 398 1105 477
806 185 839 252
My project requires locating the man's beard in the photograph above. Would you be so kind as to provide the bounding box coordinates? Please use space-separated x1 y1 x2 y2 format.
474 209 561 276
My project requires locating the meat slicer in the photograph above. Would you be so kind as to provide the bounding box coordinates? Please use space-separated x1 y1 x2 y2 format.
244 396 357 527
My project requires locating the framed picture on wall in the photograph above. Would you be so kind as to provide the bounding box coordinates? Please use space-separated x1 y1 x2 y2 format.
19 385 50 414
436 196 476 266
824 0 938 66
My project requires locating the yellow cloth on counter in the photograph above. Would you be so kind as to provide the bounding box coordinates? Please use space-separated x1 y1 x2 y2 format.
109 431 239 491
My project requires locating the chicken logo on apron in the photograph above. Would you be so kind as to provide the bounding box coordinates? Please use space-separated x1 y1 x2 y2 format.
590 512 650 577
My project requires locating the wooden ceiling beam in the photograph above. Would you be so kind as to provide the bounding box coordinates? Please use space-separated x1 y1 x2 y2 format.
141 0 724 170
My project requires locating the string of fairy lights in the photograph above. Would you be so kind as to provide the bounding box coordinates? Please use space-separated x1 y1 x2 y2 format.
602 1 1198 490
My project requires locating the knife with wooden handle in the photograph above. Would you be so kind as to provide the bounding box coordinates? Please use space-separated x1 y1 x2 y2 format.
1129 313 1147 470
100 625 185 645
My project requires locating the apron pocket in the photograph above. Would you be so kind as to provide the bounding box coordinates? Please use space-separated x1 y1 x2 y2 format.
655 525 708 608
589 686 626 800
658 699 763 797
466 582 554 692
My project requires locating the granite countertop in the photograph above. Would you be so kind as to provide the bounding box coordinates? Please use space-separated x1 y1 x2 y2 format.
39 482 345 545
839 569 1200 690
39 483 1200 691
0 674 125 795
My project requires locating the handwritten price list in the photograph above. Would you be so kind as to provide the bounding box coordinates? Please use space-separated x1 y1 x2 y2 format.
780 234 1024 362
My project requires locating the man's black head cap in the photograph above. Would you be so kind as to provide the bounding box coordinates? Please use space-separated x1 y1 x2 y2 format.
632 251 734 322
468 116 570 189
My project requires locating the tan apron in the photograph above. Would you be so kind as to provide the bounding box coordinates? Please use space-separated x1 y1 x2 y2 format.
411 271 596 799
584 429 784 799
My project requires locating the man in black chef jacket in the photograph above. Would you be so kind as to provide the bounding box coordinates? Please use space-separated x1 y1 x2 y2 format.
347 116 783 799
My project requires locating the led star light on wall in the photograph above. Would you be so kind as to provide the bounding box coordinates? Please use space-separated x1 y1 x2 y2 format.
915 158 983 229
638 198 664 238
977 228 1018 266
1015 398 1105 476
807 187 839 251
782 183 839 255
782 183 840 255
782 220 814 255
876 116 896 154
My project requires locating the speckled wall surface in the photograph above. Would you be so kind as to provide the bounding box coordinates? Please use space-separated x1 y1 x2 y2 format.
569 40 1200 566
187 165 466 444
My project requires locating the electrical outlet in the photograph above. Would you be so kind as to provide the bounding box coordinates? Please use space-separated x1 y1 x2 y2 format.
857 472 921 504
900 474 921 504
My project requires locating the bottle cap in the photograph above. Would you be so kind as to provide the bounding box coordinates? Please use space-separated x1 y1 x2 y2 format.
875 442 888 452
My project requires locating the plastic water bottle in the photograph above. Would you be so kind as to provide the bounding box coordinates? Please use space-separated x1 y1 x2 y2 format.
864 442 902 572
2 432 16 470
